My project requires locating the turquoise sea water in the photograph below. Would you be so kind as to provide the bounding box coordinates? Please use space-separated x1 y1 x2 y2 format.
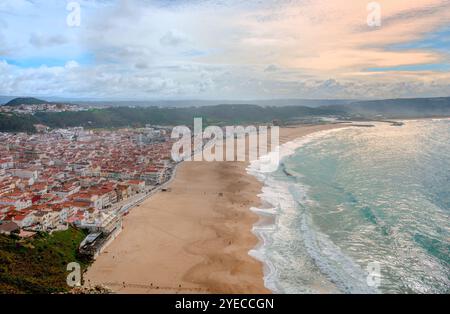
249 120 450 294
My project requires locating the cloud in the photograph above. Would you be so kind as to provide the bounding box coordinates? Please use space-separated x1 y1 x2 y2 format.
64 60 79 69
264 64 279 72
1 57 449 100
29 33 68 48
0 0 35 13
160 30 187 47
1 0 449 99
0 32 9 56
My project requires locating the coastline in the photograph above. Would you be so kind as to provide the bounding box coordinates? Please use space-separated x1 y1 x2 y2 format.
247 125 352 293
247 119 450 293
84 124 347 294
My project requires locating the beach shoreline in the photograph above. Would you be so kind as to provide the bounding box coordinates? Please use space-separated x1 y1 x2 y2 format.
247 125 352 293
84 123 347 294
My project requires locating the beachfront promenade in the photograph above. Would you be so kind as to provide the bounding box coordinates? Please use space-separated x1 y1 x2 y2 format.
114 164 179 217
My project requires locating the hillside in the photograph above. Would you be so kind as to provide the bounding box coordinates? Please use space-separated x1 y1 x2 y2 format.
0 97 450 133
0 227 90 293
0 104 346 133
0 113 39 133
4 97 49 107
74 98 355 108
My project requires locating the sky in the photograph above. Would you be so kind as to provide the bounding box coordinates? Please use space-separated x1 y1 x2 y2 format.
0 0 449 100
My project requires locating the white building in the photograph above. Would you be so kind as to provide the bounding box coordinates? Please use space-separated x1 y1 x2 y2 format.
10 169 38 180
0 197 32 210
33 211 61 231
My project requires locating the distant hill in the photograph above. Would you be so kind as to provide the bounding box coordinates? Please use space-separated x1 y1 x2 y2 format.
73 98 355 108
33 104 346 129
1 96 449 133
344 97 450 118
0 104 345 133
4 97 49 107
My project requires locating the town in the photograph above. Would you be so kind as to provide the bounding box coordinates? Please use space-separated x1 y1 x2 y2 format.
0 126 176 257
0 102 89 115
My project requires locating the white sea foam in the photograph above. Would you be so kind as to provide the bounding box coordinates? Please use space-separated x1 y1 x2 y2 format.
298 207 379 294
248 128 345 177
249 121 450 293
248 177 297 293
246 126 379 293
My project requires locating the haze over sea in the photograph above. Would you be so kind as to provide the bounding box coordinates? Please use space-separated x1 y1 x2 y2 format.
249 119 450 294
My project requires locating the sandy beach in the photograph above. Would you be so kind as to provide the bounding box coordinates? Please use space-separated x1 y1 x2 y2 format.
84 124 346 294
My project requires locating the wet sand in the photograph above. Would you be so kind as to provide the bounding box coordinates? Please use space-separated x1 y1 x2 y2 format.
84 124 345 294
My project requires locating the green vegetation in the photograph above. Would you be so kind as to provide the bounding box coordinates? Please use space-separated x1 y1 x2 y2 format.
0 227 90 294
35 105 338 129
4 97 48 107
0 113 39 133
1 97 450 133
2 104 345 133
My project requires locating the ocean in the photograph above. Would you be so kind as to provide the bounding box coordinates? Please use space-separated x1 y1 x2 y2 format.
248 119 450 294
